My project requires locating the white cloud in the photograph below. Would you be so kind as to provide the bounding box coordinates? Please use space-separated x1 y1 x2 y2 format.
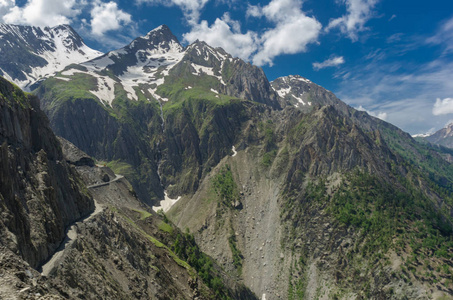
90 1 132 36
0 0 14 18
184 0 321 66
386 33 403 44
427 16 453 54
0 0 133 39
313 56 345 70
411 128 435 138
246 4 261 18
335 53 453 135
2 0 82 27
250 0 302 22
0 0 135 49
253 16 321 66
249 0 321 66
376 112 387 120
326 0 379 41
433 98 453 116
356 105 387 120
137 0 209 25
183 13 258 61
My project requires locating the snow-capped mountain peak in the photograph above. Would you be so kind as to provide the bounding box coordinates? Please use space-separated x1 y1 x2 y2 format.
58 25 186 106
0 23 102 91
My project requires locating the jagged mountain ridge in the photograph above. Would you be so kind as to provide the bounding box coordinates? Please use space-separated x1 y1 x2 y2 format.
0 23 102 91
425 122 453 149
21 24 453 298
48 25 280 108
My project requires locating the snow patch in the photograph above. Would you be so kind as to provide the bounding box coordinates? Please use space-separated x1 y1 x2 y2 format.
62 68 117 106
191 63 225 85
412 133 431 138
114 41 184 101
152 192 181 213
123 83 138 101
90 76 116 105
276 86 291 97
61 69 81 76
292 94 306 106
289 75 311 83
108 48 128 58
191 63 215 76
231 146 237 157
149 87 169 102
84 55 114 71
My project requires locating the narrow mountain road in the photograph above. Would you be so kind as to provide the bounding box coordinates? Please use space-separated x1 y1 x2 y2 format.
40 200 103 276
87 174 124 189
39 175 124 276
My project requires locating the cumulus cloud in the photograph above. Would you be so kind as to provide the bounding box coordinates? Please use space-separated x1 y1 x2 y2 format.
183 13 259 61
0 0 134 44
313 56 345 70
326 0 379 41
249 0 321 66
184 0 321 66
0 0 14 18
2 0 82 27
90 1 132 36
433 98 453 116
137 0 209 25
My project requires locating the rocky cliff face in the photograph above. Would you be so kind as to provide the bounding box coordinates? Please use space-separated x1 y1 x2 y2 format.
172 41 281 108
271 75 345 111
0 77 94 269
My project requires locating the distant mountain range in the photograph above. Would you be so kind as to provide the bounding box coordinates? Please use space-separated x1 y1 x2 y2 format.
422 123 453 149
0 23 452 299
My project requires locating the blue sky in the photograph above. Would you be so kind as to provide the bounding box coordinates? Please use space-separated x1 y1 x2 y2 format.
1 0 453 135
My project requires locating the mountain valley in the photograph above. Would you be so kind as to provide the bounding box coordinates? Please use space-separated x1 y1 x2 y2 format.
0 23 452 299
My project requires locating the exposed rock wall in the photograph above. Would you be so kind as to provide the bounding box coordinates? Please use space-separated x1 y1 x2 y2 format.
0 77 94 268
